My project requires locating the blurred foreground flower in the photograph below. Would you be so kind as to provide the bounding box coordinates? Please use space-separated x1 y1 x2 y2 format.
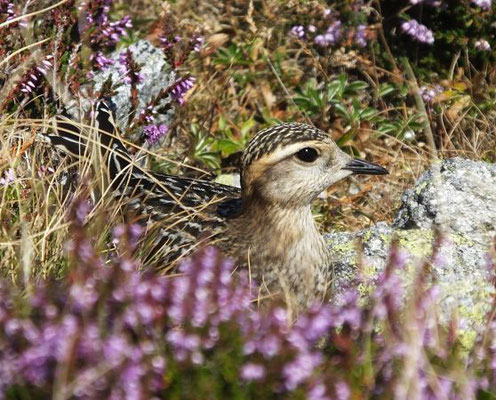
0 201 495 399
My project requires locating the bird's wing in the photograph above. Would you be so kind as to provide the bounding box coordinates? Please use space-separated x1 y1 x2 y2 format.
42 101 241 265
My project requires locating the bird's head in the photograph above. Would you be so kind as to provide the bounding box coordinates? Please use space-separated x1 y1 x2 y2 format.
240 123 388 208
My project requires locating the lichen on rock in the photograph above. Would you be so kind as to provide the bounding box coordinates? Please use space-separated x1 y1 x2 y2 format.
325 158 496 341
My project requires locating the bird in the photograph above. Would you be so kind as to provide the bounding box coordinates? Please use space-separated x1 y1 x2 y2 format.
45 103 388 308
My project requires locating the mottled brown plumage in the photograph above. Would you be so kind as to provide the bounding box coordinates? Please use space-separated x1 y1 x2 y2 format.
46 106 388 308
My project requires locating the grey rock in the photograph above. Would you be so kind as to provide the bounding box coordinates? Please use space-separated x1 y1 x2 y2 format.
91 40 176 133
325 158 496 342
394 158 496 239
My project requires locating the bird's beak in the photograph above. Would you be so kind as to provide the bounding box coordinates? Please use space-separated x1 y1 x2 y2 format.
342 159 389 175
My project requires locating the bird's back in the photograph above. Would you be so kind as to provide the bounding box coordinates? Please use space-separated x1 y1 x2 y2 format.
46 103 241 265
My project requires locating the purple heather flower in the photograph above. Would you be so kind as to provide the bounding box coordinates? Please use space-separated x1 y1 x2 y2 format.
143 124 169 146
334 289 362 330
259 334 281 358
410 0 442 5
91 51 114 70
298 305 333 341
171 76 196 106
118 50 144 85
2 1 15 19
472 0 492 9
240 363 265 381
419 84 443 103
113 223 143 250
112 224 126 240
103 335 131 364
193 36 204 52
290 25 305 38
372 269 403 321
335 381 351 400
355 24 367 47
308 25 317 33
0 168 15 186
151 355 166 373
314 21 342 47
129 223 143 243
37 165 54 179
401 20 434 44
74 199 92 225
475 39 491 51
20 56 53 94
87 3 132 48
159 35 182 50
1 1 27 27
283 352 322 390
140 105 157 123
272 307 288 326
166 330 201 361
308 381 331 400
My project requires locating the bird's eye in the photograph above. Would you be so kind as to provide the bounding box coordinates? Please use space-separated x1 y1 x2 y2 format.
296 147 319 163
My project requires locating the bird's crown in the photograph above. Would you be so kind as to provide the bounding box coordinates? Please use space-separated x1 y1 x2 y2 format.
240 123 331 171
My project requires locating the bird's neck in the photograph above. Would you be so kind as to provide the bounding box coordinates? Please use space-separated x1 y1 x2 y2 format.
228 195 331 307
239 196 318 240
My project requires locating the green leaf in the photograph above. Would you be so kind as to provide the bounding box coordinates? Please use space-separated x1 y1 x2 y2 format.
327 80 341 101
336 128 357 147
346 80 369 93
333 103 350 120
358 107 377 120
377 83 396 97
338 74 348 95
377 122 398 135
218 115 228 132
217 139 242 155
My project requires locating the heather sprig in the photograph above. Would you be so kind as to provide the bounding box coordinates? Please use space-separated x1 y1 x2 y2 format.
0 0 27 27
76 0 132 72
0 168 14 186
90 51 115 71
419 85 444 104
80 0 132 48
143 124 169 146
170 76 196 106
290 25 305 39
290 19 370 50
401 19 435 44
315 21 342 47
158 30 205 68
1 210 494 398
18 56 53 97
118 49 144 86
118 48 144 123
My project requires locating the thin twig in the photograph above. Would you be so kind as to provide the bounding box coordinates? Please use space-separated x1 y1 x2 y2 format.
401 57 438 161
